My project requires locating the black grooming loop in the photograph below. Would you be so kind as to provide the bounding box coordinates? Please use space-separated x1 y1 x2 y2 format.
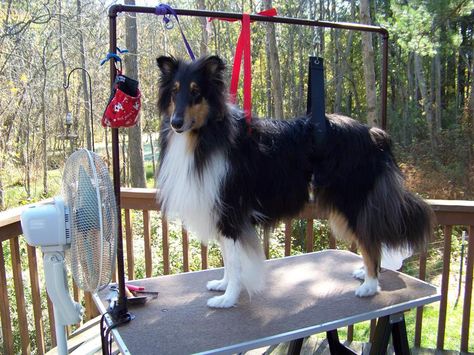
103 4 390 353
307 56 327 147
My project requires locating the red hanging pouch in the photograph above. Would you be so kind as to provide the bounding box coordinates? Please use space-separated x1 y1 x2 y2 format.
102 73 141 128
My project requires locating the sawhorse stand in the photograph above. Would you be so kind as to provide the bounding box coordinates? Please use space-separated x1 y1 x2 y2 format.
288 312 409 355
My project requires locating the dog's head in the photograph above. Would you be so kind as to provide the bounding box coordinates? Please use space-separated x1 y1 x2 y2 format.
156 55 227 133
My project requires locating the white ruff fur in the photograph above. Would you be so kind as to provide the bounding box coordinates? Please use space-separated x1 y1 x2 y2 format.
158 132 227 246
158 131 264 308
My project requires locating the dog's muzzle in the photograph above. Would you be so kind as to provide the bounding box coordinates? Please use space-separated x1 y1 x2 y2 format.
171 115 185 132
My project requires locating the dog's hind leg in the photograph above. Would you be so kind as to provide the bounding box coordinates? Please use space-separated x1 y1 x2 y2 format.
355 243 381 297
327 210 381 296
207 237 229 291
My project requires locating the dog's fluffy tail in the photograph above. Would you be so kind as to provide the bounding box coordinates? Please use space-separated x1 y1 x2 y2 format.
357 165 434 254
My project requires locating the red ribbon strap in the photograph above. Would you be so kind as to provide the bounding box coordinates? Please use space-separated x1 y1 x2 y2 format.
209 9 277 128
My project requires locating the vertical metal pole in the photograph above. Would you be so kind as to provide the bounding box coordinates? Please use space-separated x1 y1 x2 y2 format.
109 5 128 316
381 32 389 130
53 308 67 355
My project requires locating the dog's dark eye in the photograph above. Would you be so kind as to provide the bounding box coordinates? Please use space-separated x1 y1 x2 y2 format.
170 81 180 98
191 88 201 99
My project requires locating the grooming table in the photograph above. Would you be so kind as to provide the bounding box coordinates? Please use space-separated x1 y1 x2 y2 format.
94 250 440 354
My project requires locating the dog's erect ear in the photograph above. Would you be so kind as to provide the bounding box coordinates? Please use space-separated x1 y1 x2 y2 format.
200 55 226 76
156 56 178 77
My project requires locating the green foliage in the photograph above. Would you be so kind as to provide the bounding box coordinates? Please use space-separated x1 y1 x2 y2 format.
384 1 439 56
1 0 473 205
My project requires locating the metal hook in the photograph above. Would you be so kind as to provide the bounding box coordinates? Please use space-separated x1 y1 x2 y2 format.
312 29 321 58
164 18 174 30
63 67 95 152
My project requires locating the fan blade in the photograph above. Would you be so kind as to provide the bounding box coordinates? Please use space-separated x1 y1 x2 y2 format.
76 166 100 232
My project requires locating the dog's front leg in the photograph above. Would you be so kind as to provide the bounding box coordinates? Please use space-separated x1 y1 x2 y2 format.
207 237 229 291
207 238 241 308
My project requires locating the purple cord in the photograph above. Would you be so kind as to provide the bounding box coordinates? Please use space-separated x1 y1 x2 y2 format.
155 4 196 61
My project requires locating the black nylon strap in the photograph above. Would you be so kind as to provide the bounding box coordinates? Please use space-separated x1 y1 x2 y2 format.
306 56 326 145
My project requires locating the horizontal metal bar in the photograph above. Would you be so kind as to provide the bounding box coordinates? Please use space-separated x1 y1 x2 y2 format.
109 5 389 36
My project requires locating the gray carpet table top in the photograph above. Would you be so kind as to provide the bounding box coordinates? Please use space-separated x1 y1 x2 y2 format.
94 250 440 355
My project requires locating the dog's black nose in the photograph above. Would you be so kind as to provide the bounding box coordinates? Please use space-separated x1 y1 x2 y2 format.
171 116 184 130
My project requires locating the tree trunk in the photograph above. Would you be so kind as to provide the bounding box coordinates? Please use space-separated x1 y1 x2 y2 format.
330 0 338 113
318 0 325 54
121 132 128 185
469 47 474 139
58 0 73 153
287 20 295 116
414 54 436 149
359 0 378 126
42 42 49 196
149 131 156 176
0 160 4 210
25 111 31 199
124 0 146 188
263 0 283 119
444 22 457 113
196 0 208 56
402 54 413 145
265 54 273 118
469 49 474 128
457 19 468 110
104 127 110 168
434 51 442 133
76 0 92 150
334 30 343 113
335 0 355 114
297 27 305 117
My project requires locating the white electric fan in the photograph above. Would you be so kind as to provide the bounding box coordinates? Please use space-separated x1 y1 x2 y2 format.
21 149 118 355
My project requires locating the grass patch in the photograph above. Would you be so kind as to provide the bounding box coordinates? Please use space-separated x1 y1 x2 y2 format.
4 168 62 209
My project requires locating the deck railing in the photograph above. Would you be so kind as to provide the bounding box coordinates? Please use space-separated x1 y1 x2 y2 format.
0 188 473 354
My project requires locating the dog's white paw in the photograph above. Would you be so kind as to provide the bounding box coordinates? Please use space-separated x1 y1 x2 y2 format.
352 267 366 280
355 278 380 297
206 279 228 291
207 294 237 308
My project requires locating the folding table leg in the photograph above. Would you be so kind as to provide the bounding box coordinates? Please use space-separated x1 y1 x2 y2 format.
287 337 304 355
369 316 391 355
391 314 410 355
327 329 357 354
369 313 410 355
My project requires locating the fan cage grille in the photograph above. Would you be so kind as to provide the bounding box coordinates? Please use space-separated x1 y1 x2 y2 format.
62 149 118 293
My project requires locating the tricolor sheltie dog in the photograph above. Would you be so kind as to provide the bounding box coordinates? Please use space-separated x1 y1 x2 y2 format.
156 55 433 308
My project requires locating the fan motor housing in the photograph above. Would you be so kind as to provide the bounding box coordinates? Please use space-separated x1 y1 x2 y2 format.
21 197 69 247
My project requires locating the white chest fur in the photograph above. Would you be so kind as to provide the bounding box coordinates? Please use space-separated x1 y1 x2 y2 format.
157 133 227 244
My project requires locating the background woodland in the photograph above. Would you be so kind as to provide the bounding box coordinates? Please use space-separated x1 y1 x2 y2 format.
0 0 473 210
